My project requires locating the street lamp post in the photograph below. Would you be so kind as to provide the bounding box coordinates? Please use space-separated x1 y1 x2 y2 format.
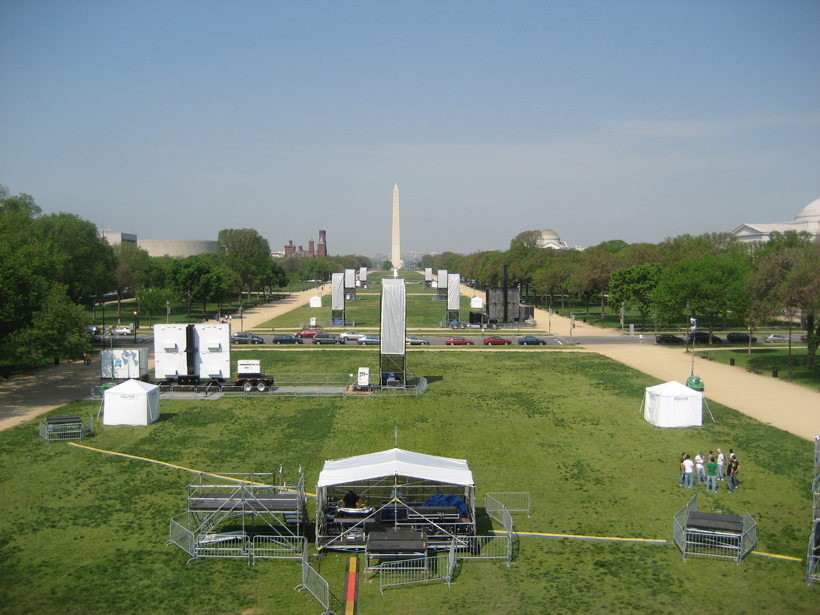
689 317 697 377
133 311 138 343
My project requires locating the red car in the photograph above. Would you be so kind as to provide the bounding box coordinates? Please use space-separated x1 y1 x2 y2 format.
801 334 808 342
484 336 512 346
294 329 322 339
445 337 474 345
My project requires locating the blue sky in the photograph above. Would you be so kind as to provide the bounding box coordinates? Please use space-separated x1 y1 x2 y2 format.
1 1 818 256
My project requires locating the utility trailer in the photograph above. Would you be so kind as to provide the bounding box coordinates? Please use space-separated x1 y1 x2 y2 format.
235 360 274 391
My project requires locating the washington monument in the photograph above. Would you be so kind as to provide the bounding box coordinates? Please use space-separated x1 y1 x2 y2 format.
391 184 403 268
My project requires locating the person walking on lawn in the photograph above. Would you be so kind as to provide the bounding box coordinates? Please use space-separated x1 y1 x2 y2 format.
727 457 736 493
695 452 706 483
706 456 718 493
683 454 695 489
679 453 687 486
729 455 740 491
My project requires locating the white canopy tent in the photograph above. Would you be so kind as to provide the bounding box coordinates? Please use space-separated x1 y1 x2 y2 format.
315 448 477 552
103 379 160 426
317 447 474 487
641 381 711 428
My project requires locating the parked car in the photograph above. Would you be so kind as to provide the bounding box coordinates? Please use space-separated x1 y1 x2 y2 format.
357 335 381 345
272 334 303 344
685 332 722 344
87 325 100 335
655 334 685 344
88 333 102 343
801 334 808 342
294 329 322 339
339 331 364 342
518 336 547 346
445 337 474 345
764 334 788 343
405 335 430 345
312 333 340 344
114 326 132 336
231 332 264 344
726 332 758 344
484 336 512 346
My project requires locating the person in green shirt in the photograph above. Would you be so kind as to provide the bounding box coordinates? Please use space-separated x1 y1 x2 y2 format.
706 456 718 493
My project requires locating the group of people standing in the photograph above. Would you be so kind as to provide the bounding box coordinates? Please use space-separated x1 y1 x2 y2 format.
679 448 740 493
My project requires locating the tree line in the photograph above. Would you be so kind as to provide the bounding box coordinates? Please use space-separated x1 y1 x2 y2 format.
420 229 820 368
0 185 378 366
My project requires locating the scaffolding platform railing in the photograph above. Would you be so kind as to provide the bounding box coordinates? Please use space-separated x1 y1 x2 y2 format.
168 470 308 562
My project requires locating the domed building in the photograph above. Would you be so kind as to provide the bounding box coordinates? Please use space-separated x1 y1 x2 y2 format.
732 198 820 243
537 229 569 250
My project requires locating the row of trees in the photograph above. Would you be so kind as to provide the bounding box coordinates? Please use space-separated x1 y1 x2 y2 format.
421 230 820 368
0 184 378 366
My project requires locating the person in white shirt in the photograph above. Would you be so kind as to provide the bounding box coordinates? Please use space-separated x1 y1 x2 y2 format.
717 449 726 481
695 453 706 483
683 454 695 489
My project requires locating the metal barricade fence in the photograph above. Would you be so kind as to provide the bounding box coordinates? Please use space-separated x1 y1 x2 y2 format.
376 553 453 594
296 550 335 615
273 373 355 386
740 511 757 562
195 533 250 561
253 535 306 561
672 494 696 556
485 492 530 517
168 512 196 559
39 416 94 443
485 494 505 524
808 520 820 585
453 535 511 561
684 528 741 562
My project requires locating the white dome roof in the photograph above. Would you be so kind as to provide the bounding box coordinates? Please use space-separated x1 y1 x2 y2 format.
795 198 820 222
540 229 560 239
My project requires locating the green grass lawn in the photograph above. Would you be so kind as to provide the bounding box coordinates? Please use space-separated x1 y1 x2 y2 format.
707 347 820 390
258 290 474 330
0 351 817 614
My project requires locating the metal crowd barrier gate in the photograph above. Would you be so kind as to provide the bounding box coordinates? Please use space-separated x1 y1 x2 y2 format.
295 550 336 614
39 415 94 443
376 551 454 594
486 492 531 517
454 535 511 562
672 496 695 555
478 495 516 565
674 495 755 564
168 512 197 561
740 510 757 562
253 535 306 561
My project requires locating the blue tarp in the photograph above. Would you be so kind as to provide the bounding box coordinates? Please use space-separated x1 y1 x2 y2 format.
420 493 468 518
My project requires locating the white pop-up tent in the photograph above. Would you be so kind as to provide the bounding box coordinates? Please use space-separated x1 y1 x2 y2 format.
103 379 160 426
641 381 707 428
